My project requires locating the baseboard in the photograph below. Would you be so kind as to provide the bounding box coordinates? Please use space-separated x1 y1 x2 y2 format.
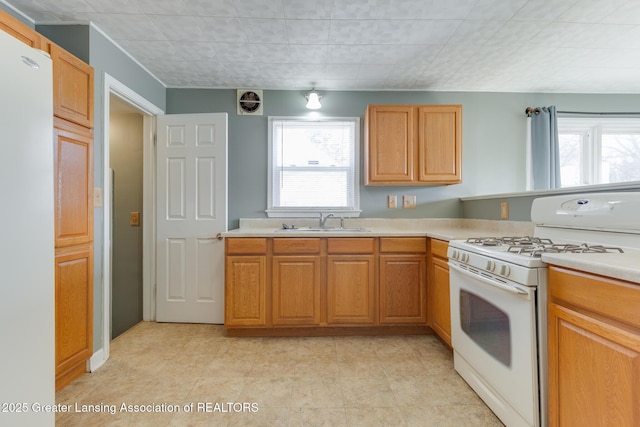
89 348 106 372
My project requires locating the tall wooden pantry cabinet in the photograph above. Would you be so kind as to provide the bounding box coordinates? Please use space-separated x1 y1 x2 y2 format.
0 9 95 391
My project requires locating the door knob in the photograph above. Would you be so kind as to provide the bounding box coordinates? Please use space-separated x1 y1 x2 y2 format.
215 233 223 241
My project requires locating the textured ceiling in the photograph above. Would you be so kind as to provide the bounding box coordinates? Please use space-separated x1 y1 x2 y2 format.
6 0 640 93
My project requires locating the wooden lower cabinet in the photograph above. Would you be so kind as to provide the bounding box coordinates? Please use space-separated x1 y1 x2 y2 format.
327 254 375 324
55 245 93 391
225 236 431 334
272 255 321 326
379 254 427 324
224 255 266 326
548 266 640 427
379 237 427 324
428 239 451 346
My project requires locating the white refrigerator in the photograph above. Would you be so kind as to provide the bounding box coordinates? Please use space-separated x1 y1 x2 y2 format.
0 29 55 426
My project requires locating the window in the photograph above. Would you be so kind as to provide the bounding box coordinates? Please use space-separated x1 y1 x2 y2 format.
558 117 640 187
267 117 360 217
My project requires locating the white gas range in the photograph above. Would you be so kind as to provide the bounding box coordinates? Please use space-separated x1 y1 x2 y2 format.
447 192 640 427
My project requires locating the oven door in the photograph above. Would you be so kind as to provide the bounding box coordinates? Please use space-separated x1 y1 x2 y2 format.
449 261 539 427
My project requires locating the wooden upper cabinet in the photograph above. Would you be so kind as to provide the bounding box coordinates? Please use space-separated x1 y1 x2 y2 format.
0 9 44 49
364 105 416 184
364 104 462 186
54 118 94 247
50 44 94 128
417 105 462 183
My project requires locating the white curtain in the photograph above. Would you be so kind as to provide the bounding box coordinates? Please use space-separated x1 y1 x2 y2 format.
530 106 560 190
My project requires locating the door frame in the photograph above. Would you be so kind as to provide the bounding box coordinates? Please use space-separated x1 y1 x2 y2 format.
95 73 164 371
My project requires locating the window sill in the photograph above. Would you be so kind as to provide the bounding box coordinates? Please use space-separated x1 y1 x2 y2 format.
460 181 640 201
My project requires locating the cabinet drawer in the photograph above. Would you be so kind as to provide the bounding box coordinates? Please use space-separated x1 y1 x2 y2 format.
549 266 640 329
327 238 375 254
430 239 449 259
380 237 426 253
273 238 321 254
226 238 267 255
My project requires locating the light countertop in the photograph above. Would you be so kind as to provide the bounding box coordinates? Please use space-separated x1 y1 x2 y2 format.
223 218 535 241
541 252 640 284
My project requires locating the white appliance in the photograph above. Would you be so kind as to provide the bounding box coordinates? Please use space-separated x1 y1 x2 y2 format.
0 30 55 426
447 192 640 427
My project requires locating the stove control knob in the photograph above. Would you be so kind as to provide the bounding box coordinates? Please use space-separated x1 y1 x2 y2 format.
451 250 459 260
486 260 495 272
500 264 511 277
461 253 469 263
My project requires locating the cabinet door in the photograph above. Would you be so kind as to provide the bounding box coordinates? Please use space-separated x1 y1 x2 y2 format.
54 119 93 247
0 9 43 48
365 105 415 184
272 255 321 326
225 255 266 326
417 105 462 184
50 44 94 128
548 303 640 427
327 255 376 324
55 245 93 390
430 256 451 346
379 254 427 324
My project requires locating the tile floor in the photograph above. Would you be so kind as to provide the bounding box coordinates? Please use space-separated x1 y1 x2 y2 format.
56 322 503 426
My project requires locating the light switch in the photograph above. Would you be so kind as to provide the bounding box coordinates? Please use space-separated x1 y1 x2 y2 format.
388 195 397 209
130 211 140 226
94 188 103 207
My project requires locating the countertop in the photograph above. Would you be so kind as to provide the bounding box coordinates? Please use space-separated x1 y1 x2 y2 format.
224 218 535 241
541 252 640 284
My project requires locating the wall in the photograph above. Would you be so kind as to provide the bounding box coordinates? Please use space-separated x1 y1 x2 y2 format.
110 109 144 338
167 89 640 228
35 23 166 353
87 26 166 352
462 185 640 221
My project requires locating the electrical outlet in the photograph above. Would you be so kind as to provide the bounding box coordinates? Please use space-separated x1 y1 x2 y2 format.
500 202 509 220
403 195 416 209
388 195 397 209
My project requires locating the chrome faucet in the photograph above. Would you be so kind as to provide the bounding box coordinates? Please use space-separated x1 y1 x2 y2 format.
318 213 333 228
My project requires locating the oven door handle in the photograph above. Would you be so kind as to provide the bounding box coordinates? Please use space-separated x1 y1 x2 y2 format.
449 262 530 297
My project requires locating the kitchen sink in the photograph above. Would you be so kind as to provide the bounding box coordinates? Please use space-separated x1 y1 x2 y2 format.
275 227 370 232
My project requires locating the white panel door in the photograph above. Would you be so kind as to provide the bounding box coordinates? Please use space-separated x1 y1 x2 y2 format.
156 113 227 323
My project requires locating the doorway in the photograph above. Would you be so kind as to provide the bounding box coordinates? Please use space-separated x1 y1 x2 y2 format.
96 74 164 371
109 95 144 338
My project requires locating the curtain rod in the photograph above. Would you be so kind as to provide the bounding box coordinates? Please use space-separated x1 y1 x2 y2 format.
525 107 640 117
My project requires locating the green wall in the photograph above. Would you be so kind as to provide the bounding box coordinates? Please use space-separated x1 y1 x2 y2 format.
462 186 640 222
167 89 640 228
34 23 166 353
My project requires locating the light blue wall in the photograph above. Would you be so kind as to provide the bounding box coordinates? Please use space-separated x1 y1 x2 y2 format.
87 27 165 353
35 23 166 353
167 89 640 228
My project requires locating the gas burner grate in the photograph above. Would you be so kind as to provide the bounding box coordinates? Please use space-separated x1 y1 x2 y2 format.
507 243 625 257
554 244 625 254
465 236 554 247
466 237 502 246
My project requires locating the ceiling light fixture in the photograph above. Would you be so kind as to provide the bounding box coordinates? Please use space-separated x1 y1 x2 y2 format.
305 89 322 109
